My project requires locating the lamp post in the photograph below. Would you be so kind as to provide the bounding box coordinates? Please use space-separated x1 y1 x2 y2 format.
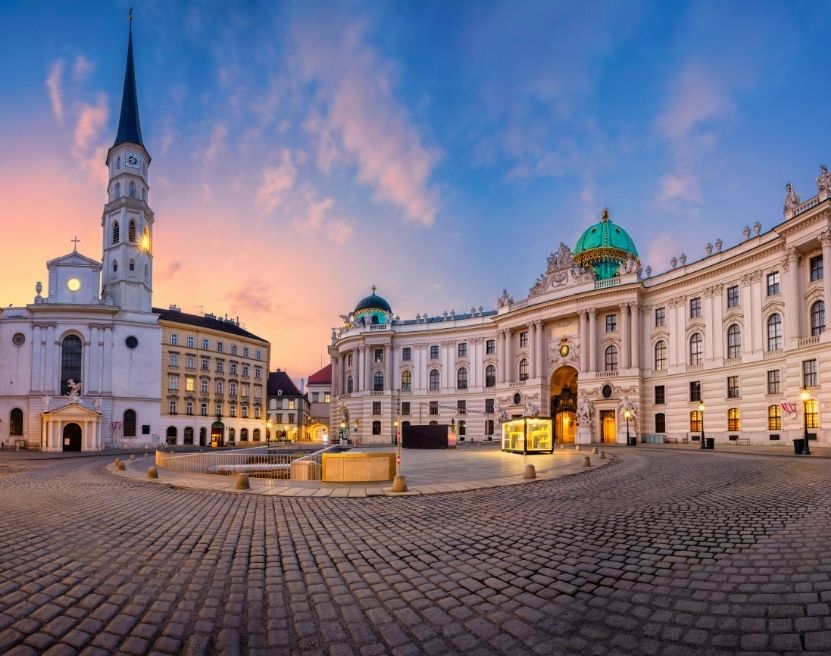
624 409 632 446
801 389 812 455
339 420 347 446
698 402 706 449
266 419 273 447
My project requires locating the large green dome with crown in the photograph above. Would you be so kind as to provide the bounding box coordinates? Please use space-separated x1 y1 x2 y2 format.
573 209 639 280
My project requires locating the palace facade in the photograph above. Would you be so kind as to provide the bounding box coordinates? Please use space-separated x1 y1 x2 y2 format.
330 173 831 447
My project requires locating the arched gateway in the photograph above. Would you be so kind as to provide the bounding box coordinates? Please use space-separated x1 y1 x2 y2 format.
62 423 82 451
550 366 578 444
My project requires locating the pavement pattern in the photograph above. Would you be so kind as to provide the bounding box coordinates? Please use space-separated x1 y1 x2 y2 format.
2 449 831 655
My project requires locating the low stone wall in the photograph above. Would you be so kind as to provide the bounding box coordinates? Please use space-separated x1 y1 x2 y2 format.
322 452 396 483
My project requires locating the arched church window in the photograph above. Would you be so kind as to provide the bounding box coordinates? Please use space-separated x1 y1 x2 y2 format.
129 259 135 272
144 264 149 282
123 409 136 437
129 220 136 242
60 335 82 396
114 182 120 198
112 221 120 244
129 181 136 198
113 260 118 273
116 155 121 169
9 408 23 436
346 376 353 394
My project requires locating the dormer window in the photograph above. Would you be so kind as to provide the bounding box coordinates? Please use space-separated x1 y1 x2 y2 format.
112 221 120 244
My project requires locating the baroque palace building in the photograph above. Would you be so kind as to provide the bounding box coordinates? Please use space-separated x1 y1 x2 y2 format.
330 171 831 447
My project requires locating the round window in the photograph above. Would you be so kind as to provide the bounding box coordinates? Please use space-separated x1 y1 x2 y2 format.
125 335 138 349
67 278 81 292
513 392 522 405
602 384 613 399
11 333 25 347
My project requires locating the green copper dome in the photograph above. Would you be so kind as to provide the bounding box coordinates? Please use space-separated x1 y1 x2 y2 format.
353 286 392 326
573 209 639 280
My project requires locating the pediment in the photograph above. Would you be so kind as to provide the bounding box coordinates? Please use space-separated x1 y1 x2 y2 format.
46 251 102 270
723 309 744 324
43 401 101 418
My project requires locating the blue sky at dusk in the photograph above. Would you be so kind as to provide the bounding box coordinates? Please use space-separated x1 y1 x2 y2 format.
1 0 830 376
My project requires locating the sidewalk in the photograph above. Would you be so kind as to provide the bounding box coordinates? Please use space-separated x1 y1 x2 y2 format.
620 441 831 458
109 446 613 498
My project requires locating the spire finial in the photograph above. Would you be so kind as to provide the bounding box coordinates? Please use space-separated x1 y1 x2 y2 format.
601 208 610 222
371 284 377 294
71 236 80 251
129 7 133 23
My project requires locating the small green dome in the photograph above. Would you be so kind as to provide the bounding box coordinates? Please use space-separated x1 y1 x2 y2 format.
573 209 639 279
354 286 392 313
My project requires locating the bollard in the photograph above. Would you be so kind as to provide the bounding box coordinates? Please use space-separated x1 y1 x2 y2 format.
391 475 408 493
116 461 125 471
235 473 250 490
143 452 148 458
524 464 536 479
147 465 158 479
592 447 598 454
559 443 565 450
582 456 592 468
575 445 581 452
600 450 607 460
129 454 135 461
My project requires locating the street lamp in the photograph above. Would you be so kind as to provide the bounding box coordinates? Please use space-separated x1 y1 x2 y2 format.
698 402 706 449
266 419 273 447
624 408 632 446
339 420 347 446
801 389 812 455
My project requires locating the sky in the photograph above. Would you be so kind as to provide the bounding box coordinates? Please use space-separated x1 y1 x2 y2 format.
1 0 830 380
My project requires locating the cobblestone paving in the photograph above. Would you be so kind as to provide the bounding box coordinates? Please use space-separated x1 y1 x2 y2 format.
1 451 831 655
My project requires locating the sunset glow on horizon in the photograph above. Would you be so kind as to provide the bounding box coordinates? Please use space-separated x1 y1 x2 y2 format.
2 1 830 380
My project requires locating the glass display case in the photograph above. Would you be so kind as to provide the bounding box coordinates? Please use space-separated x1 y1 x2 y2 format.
501 418 554 454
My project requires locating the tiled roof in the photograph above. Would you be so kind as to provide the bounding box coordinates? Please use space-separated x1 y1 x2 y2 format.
307 363 331 385
153 307 268 342
267 371 302 397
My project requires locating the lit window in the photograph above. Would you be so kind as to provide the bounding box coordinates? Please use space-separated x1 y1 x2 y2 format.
690 411 702 433
728 408 740 431
768 405 782 431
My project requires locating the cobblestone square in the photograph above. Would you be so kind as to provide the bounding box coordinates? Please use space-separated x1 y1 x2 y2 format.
2 449 831 654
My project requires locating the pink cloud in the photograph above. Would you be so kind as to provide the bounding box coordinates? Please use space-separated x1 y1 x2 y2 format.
294 20 440 227
45 59 65 123
255 150 296 214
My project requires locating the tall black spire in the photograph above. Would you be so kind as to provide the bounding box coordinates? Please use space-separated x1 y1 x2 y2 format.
113 12 144 147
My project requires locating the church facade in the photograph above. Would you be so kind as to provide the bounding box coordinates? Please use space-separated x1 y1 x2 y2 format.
330 171 831 448
0 24 162 451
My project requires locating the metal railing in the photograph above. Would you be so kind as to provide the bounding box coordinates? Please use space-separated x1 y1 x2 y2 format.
154 444 340 480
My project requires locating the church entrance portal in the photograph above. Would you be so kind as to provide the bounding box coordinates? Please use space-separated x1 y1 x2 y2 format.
550 366 578 444
62 423 82 451
601 410 617 443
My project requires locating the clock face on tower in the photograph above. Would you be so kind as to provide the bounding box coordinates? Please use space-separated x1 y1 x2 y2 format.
125 152 142 169
67 278 81 292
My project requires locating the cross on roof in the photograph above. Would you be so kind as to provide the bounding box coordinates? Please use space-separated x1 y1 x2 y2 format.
71 236 80 251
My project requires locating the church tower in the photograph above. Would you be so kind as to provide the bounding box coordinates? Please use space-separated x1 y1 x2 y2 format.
101 15 154 313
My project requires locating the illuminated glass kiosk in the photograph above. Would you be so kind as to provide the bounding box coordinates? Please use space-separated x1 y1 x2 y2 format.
501 418 554 454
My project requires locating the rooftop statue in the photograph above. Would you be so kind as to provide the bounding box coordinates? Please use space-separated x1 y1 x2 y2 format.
784 183 801 211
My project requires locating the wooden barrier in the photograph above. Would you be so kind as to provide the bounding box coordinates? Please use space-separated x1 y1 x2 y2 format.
322 452 396 482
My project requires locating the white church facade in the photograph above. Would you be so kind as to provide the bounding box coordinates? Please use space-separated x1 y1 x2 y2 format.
330 170 831 448
0 23 161 451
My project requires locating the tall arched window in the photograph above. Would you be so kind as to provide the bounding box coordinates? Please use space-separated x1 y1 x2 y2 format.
689 333 703 365
401 370 412 392
346 376 353 393
240 428 249 441
811 301 825 336
485 365 496 387
9 408 23 436
112 221 120 244
767 405 782 431
128 220 137 242
690 410 702 433
726 324 741 359
655 413 666 434
654 340 667 370
123 409 136 437
129 181 136 198
604 346 618 372
457 367 468 390
61 335 82 396
429 369 440 391
114 182 120 198
519 358 529 380
128 259 135 272
113 260 118 273
184 427 194 444
767 314 783 351
373 371 384 391
253 428 261 441
728 408 741 431
372 421 381 435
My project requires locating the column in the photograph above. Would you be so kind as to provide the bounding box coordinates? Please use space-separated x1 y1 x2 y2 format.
620 304 630 369
505 330 513 382
784 249 799 345
102 327 113 393
703 291 714 361
676 301 686 365
588 310 597 372
385 345 392 391
498 332 506 384
579 312 588 371
355 347 362 392
822 231 831 311
536 320 544 378
630 305 640 370
529 323 536 379
45 325 56 393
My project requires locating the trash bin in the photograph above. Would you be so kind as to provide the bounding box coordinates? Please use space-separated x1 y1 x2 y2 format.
705 438 715 450
793 438 805 455
627 436 637 446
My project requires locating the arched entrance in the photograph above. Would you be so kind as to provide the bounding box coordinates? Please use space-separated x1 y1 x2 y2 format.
550 366 578 444
211 421 224 448
62 423 82 451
